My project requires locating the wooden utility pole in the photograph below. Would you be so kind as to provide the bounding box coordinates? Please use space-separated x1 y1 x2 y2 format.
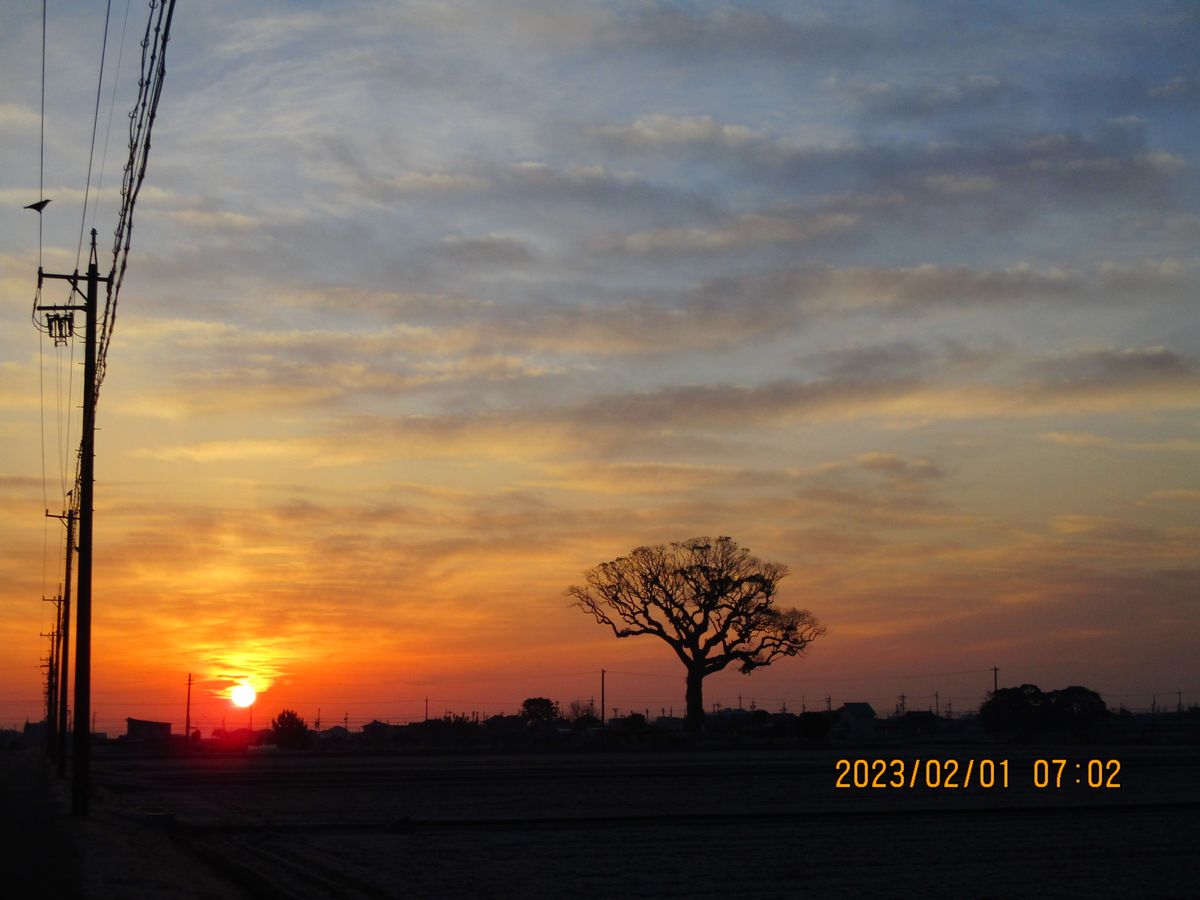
38 230 108 816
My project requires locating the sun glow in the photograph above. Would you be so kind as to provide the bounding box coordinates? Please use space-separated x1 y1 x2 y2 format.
230 683 257 707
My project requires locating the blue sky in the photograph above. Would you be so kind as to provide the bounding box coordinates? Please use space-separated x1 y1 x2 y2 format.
1 1 1197 730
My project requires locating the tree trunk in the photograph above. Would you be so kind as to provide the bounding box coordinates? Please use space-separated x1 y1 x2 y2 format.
684 666 705 732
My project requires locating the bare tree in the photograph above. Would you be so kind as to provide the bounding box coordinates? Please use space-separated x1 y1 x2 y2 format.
569 536 824 731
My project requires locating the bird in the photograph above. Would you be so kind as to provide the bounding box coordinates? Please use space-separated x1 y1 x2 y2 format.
24 199 51 212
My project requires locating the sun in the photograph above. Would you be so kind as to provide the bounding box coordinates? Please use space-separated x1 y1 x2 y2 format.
231 683 256 708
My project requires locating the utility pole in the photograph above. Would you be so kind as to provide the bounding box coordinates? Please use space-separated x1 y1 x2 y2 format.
38 230 108 817
991 668 1001 745
934 690 940 718
41 612 59 756
56 505 75 778
600 669 606 740
184 673 192 755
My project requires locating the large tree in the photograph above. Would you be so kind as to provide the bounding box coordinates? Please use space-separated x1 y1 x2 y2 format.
270 708 311 750
569 536 824 731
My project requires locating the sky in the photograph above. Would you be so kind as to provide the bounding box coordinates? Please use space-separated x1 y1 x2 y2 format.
1 1 1197 735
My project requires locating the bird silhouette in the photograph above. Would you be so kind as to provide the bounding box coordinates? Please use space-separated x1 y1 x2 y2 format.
24 199 51 212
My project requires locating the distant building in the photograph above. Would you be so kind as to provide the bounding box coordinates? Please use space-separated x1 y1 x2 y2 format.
125 717 171 743
833 702 877 740
838 702 876 721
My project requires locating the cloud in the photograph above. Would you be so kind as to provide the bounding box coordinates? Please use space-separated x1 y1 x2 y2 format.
857 452 943 482
590 115 766 153
590 113 1190 222
0 102 39 135
137 438 317 464
1037 431 1114 447
621 5 879 60
1147 74 1200 102
290 351 1197 464
541 462 798 496
841 74 1025 119
1030 346 1192 386
608 209 860 256
1144 489 1200 504
438 233 537 267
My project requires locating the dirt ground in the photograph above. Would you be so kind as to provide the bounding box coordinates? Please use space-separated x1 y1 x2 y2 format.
6 744 1198 898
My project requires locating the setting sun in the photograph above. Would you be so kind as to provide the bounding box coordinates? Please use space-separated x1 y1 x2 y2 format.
230 684 256 708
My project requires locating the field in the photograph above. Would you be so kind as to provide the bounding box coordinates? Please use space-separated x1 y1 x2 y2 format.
56 744 1197 898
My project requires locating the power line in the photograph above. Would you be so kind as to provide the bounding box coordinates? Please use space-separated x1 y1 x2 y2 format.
89 0 134 235
38 0 46 268
98 0 178 399
76 0 114 270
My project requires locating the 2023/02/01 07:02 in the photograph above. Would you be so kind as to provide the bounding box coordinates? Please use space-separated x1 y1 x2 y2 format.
1033 758 1121 788
834 758 1122 789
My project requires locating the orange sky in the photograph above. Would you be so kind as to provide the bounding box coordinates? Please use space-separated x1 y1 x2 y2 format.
2 2 1198 733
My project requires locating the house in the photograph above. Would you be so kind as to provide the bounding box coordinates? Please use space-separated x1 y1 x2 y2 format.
833 702 877 740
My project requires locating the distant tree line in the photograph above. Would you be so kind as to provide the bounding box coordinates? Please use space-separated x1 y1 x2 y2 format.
979 684 1108 737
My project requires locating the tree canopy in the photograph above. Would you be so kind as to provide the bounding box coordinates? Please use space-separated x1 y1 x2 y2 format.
569 536 824 731
520 697 559 723
270 708 311 749
980 684 1108 736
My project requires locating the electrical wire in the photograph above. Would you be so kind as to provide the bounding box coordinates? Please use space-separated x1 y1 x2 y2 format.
76 0 113 270
98 0 177 400
38 0 46 271
89 0 134 235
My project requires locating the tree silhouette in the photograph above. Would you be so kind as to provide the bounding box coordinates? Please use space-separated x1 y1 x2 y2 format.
520 697 558 723
569 536 824 731
981 684 1108 736
270 708 310 749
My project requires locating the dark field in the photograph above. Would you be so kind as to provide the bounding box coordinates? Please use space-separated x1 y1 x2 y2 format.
30 745 1200 898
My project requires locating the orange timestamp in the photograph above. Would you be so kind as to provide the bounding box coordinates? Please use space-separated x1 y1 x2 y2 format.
835 758 1122 790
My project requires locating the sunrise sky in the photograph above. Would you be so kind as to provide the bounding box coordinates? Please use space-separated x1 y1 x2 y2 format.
1 1 1197 735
